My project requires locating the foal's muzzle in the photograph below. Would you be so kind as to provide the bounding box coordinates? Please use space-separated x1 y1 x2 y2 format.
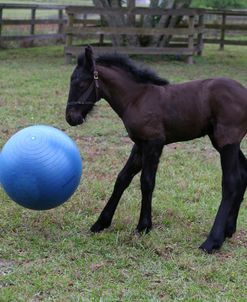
66 114 84 126
66 106 85 126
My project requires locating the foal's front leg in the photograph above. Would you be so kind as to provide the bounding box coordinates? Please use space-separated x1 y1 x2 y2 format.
91 144 142 233
136 139 164 233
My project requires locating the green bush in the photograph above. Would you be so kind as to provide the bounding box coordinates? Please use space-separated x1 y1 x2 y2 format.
192 0 246 8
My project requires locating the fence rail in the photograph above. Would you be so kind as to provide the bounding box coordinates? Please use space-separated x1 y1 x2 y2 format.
0 3 66 44
0 4 246 59
65 6 205 64
66 6 204 16
203 9 247 49
171 9 247 48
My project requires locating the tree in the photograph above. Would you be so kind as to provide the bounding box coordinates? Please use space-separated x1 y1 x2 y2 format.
207 0 245 9
191 0 246 8
92 0 192 47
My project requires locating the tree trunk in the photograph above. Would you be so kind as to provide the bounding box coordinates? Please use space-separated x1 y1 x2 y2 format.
92 0 125 46
158 0 192 47
92 0 192 47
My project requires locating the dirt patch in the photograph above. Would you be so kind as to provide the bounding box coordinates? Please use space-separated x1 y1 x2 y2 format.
230 229 247 248
0 259 15 276
0 97 6 107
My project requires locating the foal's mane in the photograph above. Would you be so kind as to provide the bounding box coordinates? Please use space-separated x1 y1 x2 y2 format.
97 54 169 86
78 53 169 86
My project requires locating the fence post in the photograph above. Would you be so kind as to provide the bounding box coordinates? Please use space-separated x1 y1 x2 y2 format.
0 8 3 48
220 12 226 50
187 15 195 64
31 8 36 35
65 12 74 64
58 9 64 35
197 14 204 56
99 15 104 46
127 0 135 25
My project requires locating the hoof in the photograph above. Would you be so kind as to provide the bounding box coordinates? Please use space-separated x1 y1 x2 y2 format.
199 237 223 254
90 220 111 233
136 221 152 234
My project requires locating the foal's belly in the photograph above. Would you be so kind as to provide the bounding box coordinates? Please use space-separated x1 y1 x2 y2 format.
164 122 210 144
160 82 212 144
162 103 212 144
163 105 213 143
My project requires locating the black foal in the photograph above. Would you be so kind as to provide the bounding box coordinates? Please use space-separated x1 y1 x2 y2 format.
66 46 247 253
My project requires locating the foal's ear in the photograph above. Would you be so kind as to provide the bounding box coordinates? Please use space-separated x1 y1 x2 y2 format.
84 45 94 71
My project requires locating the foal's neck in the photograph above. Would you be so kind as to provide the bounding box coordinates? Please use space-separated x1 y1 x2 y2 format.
97 65 142 117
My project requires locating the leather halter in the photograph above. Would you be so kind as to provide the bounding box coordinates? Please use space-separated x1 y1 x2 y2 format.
67 64 99 106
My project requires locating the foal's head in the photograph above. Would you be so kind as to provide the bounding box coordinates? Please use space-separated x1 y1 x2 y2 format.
66 46 170 126
66 46 99 126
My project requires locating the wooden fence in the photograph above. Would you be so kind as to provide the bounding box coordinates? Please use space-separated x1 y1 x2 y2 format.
170 9 247 49
0 3 66 44
64 6 205 64
203 9 247 49
1 4 246 61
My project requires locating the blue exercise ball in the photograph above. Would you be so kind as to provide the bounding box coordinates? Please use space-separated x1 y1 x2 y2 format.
0 125 82 210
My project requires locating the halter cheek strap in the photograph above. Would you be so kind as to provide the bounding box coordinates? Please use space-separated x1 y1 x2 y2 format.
67 65 99 106
93 69 99 101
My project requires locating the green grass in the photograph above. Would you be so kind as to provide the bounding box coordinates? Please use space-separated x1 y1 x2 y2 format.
0 45 247 301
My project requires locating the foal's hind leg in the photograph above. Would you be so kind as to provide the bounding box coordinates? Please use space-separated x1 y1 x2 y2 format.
91 144 142 233
209 136 247 238
225 150 247 238
200 143 241 253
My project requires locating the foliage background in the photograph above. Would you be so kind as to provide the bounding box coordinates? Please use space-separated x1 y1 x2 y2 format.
192 0 247 8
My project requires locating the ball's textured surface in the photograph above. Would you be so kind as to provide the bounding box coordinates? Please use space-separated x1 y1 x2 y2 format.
0 125 82 210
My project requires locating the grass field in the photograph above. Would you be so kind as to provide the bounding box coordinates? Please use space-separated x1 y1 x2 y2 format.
0 45 247 301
